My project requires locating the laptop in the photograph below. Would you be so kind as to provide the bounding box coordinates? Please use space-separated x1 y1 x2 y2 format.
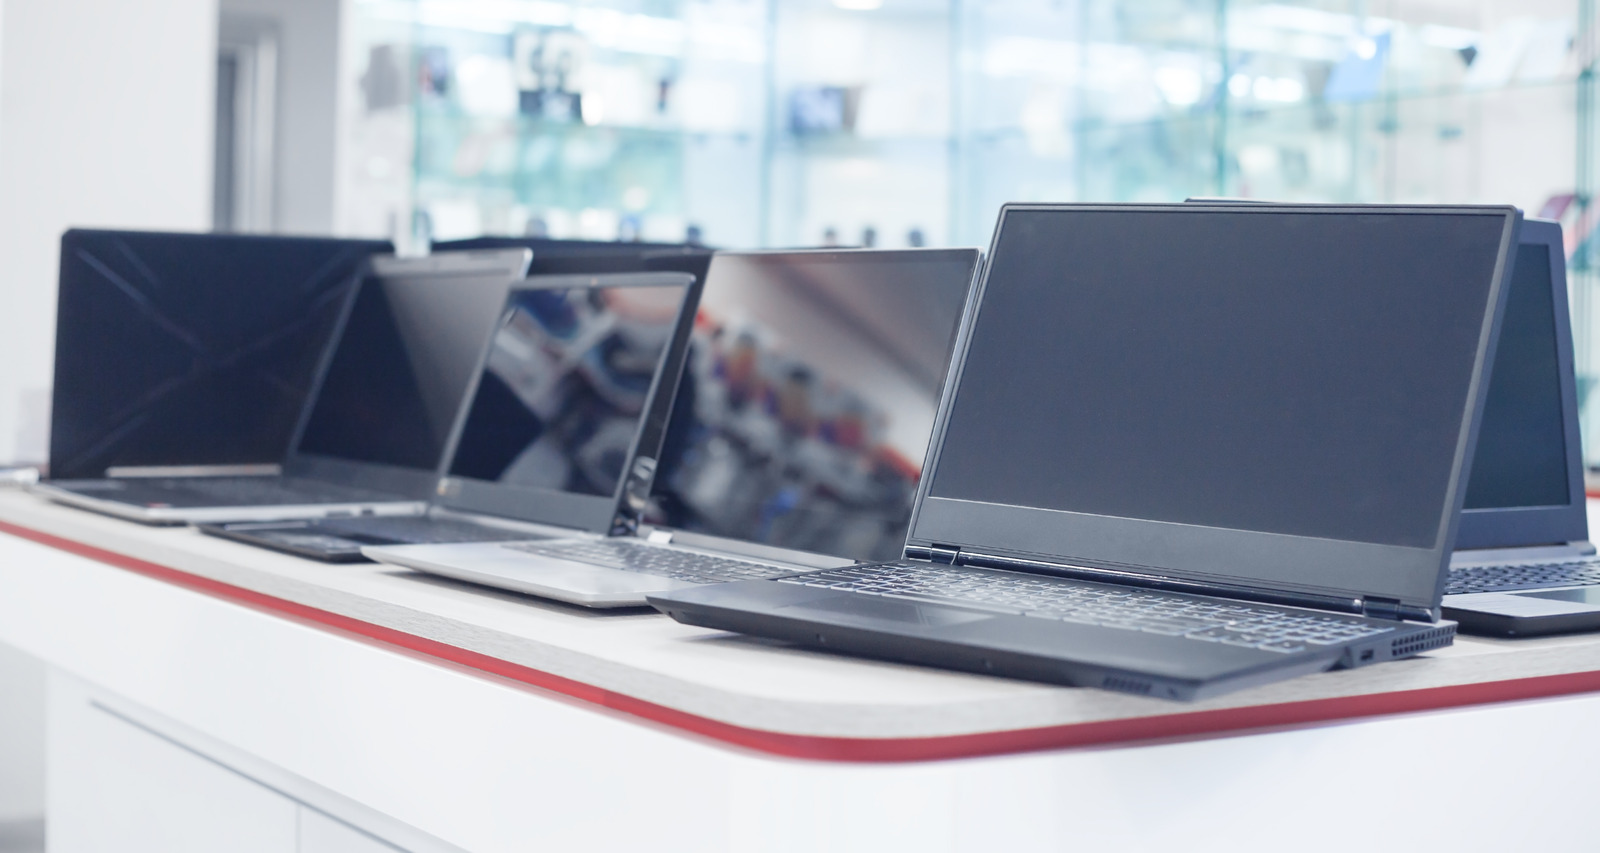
647 202 1520 701
34 250 531 524
49 229 391 480
197 272 701 561
363 248 983 606
1439 218 1600 635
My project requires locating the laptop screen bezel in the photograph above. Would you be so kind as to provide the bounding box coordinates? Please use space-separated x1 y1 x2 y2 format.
280 249 532 499
906 202 1520 615
432 271 701 533
1454 217 1588 550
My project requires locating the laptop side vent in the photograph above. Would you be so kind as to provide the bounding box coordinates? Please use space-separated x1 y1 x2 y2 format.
1389 625 1455 658
1100 675 1153 696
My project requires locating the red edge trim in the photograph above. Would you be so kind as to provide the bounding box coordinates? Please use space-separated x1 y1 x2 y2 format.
6 518 1600 763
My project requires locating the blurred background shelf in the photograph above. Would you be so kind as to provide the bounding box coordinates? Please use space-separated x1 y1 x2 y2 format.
344 0 1600 458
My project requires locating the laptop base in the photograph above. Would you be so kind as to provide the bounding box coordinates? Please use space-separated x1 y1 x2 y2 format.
363 541 701 608
648 579 1456 701
1444 588 1600 637
199 516 545 562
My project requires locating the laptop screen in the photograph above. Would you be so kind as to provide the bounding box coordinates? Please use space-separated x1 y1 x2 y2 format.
917 205 1514 605
294 263 514 473
1463 240 1569 509
649 249 978 563
1455 220 1587 550
447 278 693 500
932 207 1504 548
50 230 389 479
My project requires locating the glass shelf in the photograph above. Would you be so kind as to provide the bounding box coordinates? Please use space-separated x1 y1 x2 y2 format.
348 0 1600 457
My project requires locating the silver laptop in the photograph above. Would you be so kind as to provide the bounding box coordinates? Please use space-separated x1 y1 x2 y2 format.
1442 218 1600 635
364 248 983 607
34 250 530 523
197 272 700 560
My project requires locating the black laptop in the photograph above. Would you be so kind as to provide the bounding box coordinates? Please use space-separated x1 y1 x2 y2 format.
649 202 1520 701
35 251 529 524
49 229 391 480
199 272 701 560
1441 218 1600 635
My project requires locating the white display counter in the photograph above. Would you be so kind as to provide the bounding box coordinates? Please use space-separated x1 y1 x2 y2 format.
3 489 1598 851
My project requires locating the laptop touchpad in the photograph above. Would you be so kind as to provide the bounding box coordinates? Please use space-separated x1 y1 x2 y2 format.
781 595 995 629
1517 587 1600 607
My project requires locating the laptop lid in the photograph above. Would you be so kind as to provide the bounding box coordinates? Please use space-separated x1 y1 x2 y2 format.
646 248 982 563
909 203 1519 618
1454 218 1588 550
436 272 700 533
284 250 532 497
50 229 391 479
435 236 713 284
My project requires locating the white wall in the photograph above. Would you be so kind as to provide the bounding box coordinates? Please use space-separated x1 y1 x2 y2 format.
0 0 220 465
0 642 45 823
0 0 220 825
220 0 341 235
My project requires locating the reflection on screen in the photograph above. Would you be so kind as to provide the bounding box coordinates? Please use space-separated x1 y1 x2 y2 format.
650 251 976 562
50 231 388 478
449 283 689 498
296 271 509 471
930 208 1507 549
1464 242 1571 509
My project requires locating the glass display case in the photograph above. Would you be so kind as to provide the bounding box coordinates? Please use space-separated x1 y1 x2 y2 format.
346 0 1600 456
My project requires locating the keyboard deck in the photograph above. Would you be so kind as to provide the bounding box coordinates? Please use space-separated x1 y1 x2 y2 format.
505 539 794 585
1446 558 1600 595
95 476 398 507
779 563 1394 654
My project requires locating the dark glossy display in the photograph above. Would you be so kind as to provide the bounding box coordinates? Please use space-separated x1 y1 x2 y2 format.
449 281 692 498
297 267 511 472
50 230 390 478
649 250 977 563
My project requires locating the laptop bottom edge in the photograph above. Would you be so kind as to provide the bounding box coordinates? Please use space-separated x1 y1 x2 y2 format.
197 523 370 562
1444 594 1600 638
363 542 696 609
645 585 1416 702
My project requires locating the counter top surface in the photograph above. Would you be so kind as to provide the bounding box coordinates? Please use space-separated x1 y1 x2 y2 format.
4 489 1598 760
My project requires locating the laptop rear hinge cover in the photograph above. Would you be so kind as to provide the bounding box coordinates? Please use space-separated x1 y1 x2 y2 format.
1361 597 1408 621
926 544 961 565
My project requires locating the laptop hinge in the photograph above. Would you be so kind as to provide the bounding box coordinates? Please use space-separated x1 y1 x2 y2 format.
953 548 1365 614
905 544 961 565
1360 597 1427 621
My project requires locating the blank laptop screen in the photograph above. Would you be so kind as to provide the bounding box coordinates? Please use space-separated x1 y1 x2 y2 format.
296 270 507 472
930 208 1506 549
1462 244 1570 510
50 231 387 478
649 250 975 562
448 281 690 498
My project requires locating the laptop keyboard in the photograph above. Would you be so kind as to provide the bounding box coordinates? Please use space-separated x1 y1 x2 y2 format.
159 476 394 505
1446 558 1600 595
779 563 1394 654
504 539 794 584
